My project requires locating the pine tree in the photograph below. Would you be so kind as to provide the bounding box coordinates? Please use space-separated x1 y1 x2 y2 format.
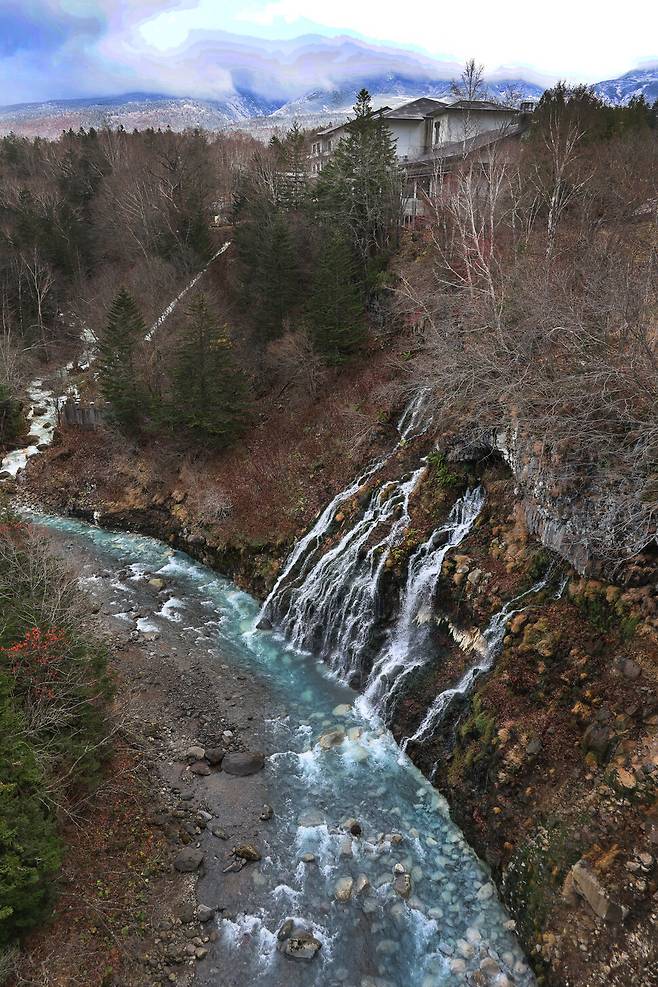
98 288 146 429
171 294 250 448
234 202 301 342
315 89 402 279
307 231 365 363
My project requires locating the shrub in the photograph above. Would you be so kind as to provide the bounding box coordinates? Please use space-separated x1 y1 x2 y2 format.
0 674 61 946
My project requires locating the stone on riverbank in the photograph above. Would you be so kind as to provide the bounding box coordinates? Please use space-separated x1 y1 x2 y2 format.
174 848 204 872
222 751 265 776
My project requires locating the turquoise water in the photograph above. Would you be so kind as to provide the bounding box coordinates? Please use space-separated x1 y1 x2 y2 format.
34 513 534 987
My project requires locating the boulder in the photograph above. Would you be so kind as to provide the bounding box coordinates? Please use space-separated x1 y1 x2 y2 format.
621 658 642 680
283 931 322 962
256 617 272 631
318 730 345 750
393 872 412 899
205 747 224 766
185 745 205 763
197 904 216 923
260 803 274 821
234 843 261 862
189 760 211 776
222 751 265 776
174 848 204 873
571 861 627 922
334 877 354 902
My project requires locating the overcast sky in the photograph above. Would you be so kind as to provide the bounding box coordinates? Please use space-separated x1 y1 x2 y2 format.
1 0 656 105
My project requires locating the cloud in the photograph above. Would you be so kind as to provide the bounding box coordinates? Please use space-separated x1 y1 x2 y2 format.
0 0 655 106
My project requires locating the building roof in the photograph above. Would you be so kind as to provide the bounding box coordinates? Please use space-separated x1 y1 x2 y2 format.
383 97 448 120
316 106 393 138
428 99 517 117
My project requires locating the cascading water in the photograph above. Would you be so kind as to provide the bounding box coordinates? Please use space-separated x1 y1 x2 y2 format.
260 390 431 625
362 486 486 718
272 464 426 682
402 577 550 753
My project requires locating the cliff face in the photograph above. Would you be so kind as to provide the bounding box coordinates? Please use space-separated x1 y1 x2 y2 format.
17 385 658 987
447 426 656 578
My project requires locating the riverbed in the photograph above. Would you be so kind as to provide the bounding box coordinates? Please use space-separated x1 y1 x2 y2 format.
31 510 535 987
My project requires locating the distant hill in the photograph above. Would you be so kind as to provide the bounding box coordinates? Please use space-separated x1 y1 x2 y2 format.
0 67 653 140
592 67 658 105
0 91 279 139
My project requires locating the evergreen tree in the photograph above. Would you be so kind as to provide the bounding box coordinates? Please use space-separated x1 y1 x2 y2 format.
307 231 365 363
234 201 302 342
170 294 250 447
315 89 402 280
0 672 61 945
98 288 146 429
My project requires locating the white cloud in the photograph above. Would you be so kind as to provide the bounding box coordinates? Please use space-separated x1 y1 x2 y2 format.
235 0 657 82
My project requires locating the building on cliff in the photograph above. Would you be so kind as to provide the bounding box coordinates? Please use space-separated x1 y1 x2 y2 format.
309 96 534 221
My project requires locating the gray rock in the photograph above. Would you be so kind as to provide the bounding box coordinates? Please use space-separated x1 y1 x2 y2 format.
189 760 211 776
185 744 206 764
277 919 295 941
260 803 274 821
234 842 261 862
393 873 412 899
174 848 204 873
178 901 196 922
283 932 322 962
571 860 627 922
210 825 229 840
621 658 642 680
197 904 216 923
205 747 224 766
335 877 354 902
222 751 265 776
256 617 272 631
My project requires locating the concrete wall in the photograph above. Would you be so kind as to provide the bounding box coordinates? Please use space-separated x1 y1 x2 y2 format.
434 110 516 146
388 120 428 160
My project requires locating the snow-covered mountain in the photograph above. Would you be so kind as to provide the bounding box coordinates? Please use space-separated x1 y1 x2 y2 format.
0 66 653 139
592 67 658 105
0 92 279 139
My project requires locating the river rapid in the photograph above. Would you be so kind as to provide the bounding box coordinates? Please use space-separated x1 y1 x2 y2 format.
31 511 536 987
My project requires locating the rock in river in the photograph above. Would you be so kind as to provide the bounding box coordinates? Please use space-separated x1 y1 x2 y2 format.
222 751 265 776
283 931 322 962
335 877 354 902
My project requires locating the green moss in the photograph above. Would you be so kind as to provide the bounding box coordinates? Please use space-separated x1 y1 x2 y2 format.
503 819 583 947
426 451 461 490
447 695 497 787
574 590 640 640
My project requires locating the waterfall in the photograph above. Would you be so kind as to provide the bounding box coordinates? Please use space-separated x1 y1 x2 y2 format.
273 464 426 681
259 390 430 624
362 486 486 717
402 575 550 751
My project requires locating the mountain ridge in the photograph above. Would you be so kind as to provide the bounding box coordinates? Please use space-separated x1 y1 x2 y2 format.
0 68 655 139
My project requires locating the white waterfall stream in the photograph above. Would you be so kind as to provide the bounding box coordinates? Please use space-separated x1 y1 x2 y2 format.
362 486 486 717
274 463 427 680
259 389 431 624
402 576 550 753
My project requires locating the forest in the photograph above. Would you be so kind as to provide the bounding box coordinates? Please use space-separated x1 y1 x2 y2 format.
0 84 657 966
